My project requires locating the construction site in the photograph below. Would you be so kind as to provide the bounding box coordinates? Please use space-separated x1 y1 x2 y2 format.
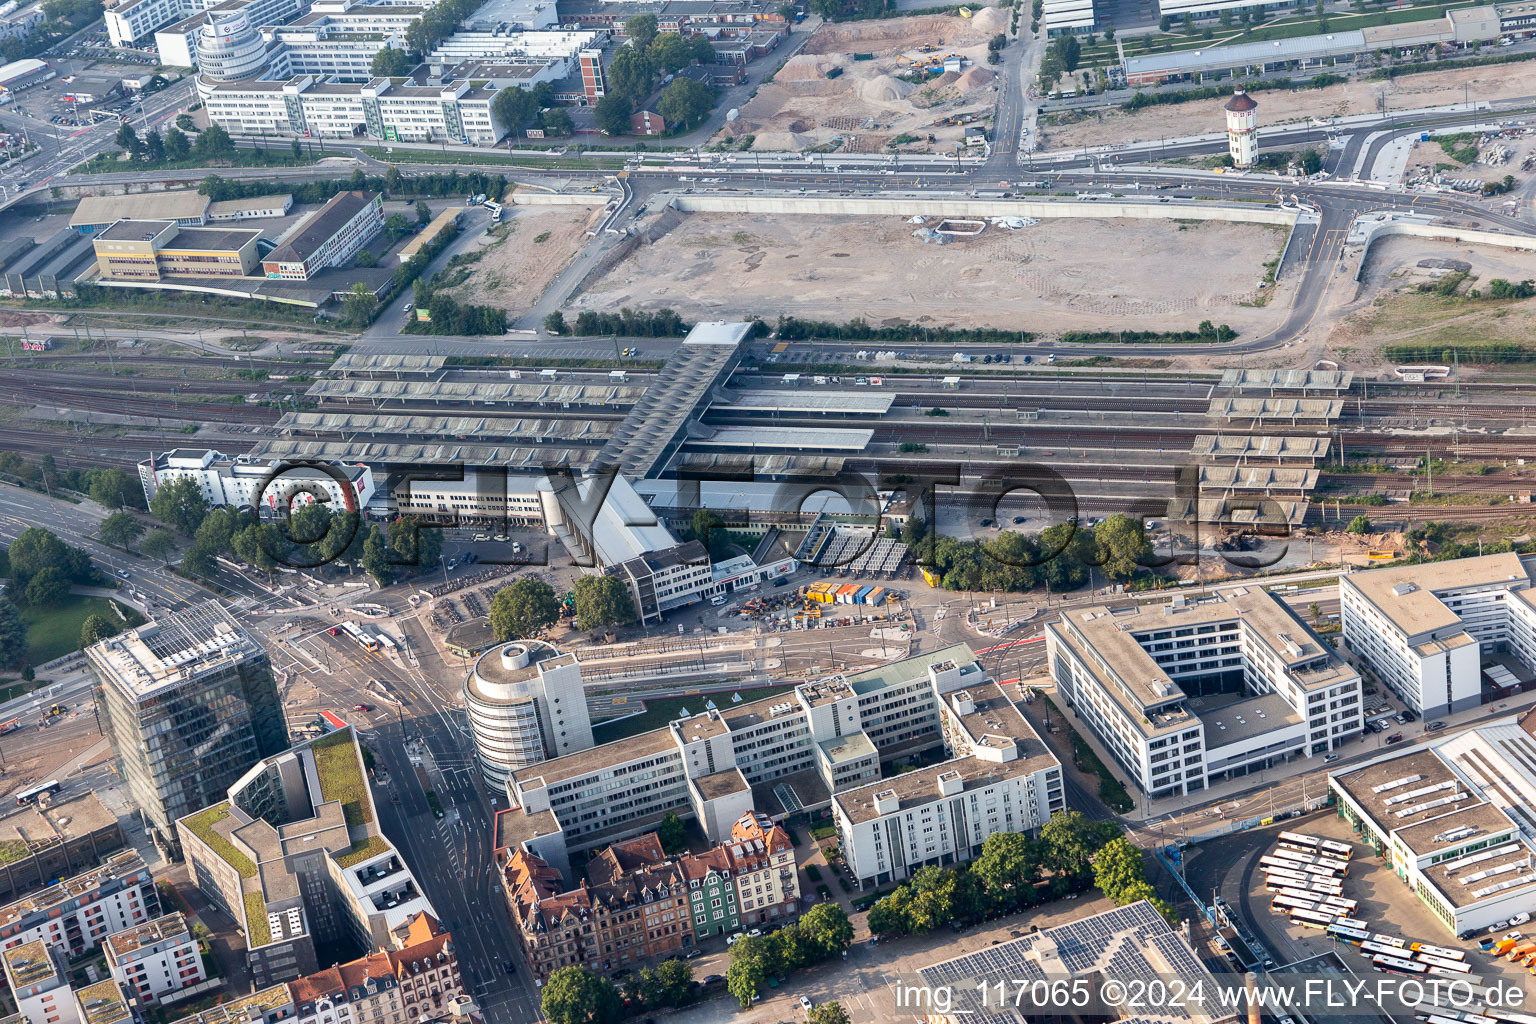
569 210 1292 335
714 11 1006 152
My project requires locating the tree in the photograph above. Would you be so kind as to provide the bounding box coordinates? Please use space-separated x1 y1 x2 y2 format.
494 85 539 136
179 539 218 579
360 525 394 586
1040 810 1121 880
341 282 378 327
175 113 195 131
415 198 432 224
649 959 692 1008
798 902 853 958
98 513 144 551
8 527 83 587
541 966 621 1024
689 34 716 64
626 13 658 48
1346 514 1371 535
573 574 636 632
388 516 441 569
192 123 234 162
25 567 70 607
141 128 164 163
140 528 176 563
541 107 574 136
1159 12 1170 28
231 524 279 577
1103 23 1115 39
1299 148 1323 175
648 33 694 74
150 477 209 536
867 886 911 935
1094 513 1152 580
971 831 1038 907
79 614 120 649
658 77 712 130
291 138 303 159
371 45 415 77
1182 11 1194 31
606 46 654 101
809 1003 852 1024
355 249 377 268
114 122 139 158
657 810 687 853
594 93 633 135
0 599 25 670
87 468 137 509
726 936 768 1008
544 311 568 335
164 127 190 161
490 578 560 640
194 506 242 555
1091 837 1148 903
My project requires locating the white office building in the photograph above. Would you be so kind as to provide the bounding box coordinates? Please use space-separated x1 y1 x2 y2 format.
122 0 298 52
425 27 600 64
465 641 594 789
1041 0 1093 34
1331 709 1536 937
1046 586 1362 798
1341 552 1536 719
104 912 205 1005
137 448 375 515
0 2 44 42
198 73 506 143
499 645 1062 887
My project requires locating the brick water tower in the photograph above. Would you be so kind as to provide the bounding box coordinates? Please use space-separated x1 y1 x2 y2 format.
1225 88 1259 168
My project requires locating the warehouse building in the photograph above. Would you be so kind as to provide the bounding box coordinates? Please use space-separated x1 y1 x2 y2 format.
92 220 262 280
1331 709 1536 937
1045 586 1361 798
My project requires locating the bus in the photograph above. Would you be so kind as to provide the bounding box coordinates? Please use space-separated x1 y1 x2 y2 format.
1482 1013 1536 1024
1333 916 1368 930
376 632 398 653
1271 895 1319 913
1328 923 1371 943
341 622 379 652
1371 933 1408 949
1291 908 1335 929
1318 899 1359 916
1262 854 1341 876
1278 831 1324 852
1262 866 1317 887
1273 881 1344 900
1409 943 1466 962
1417 955 1473 974
1319 838 1354 860
1372 954 1428 975
1269 849 1349 874
15 780 60 806
1362 940 1410 958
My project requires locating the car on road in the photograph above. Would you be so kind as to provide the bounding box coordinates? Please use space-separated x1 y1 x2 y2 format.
702 975 725 986
800 996 814 1013
726 933 743 946
1012 516 1025 524
1426 721 1446 732
1323 753 1339 763
979 518 993 527
116 569 131 579
353 704 371 712
748 928 762 938
503 961 515 975
685 948 703 958
1385 733 1404 744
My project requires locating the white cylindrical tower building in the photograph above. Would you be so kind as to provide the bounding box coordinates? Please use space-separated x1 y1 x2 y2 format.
1225 89 1258 168
465 640 593 789
195 9 269 83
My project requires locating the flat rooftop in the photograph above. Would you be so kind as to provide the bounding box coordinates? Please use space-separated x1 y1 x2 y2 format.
86 602 263 702
1194 690 1302 747
306 376 643 406
672 710 729 745
2 940 55 988
1344 551 1530 638
162 227 261 253
1331 748 1475 830
950 681 1053 752
512 725 677 791
691 425 874 451
0 851 148 931
1393 800 1518 860
95 219 173 241
834 742 1058 826
76 979 131 1024
715 389 894 415
104 912 189 960
692 767 749 800
818 732 877 765
470 641 573 690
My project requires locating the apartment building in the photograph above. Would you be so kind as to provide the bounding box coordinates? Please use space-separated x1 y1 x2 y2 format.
89 603 288 856
104 912 204 1005
1340 552 1536 718
3 941 79 1024
0 852 159 959
261 191 383 280
74 980 132 1024
91 220 262 280
176 727 436 987
167 984 295 1024
1046 586 1362 798
1331 708 1536 936
137 448 374 513
502 816 795 980
501 645 1061 887
284 913 462 1024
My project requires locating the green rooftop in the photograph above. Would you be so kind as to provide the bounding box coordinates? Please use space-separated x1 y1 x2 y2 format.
243 892 270 947
335 835 390 868
312 728 372 828
181 803 256 879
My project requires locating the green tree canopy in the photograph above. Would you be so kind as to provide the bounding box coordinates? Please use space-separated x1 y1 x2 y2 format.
371 45 416 77
79 614 120 649
1094 513 1153 580
573 574 636 632
9 527 90 587
493 85 539 136
388 516 441 569
1346 514 1370 535
0 598 25 670
541 966 621 1024
726 935 768 1008
88 468 138 509
626 13 658 47
971 831 1039 906
490 578 560 640
657 77 713 131
798 901 853 958
140 528 176 563
594 93 633 135
150 477 210 536
1040 810 1121 880
98 513 144 551
361 525 394 586
180 539 219 580
809 1002 852 1024
25 566 70 607
657 810 687 853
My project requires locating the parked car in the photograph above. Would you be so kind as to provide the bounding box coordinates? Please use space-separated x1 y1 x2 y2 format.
799 996 814 1013
1511 913 1532 927
1426 721 1446 732
1385 733 1404 744
1324 753 1340 763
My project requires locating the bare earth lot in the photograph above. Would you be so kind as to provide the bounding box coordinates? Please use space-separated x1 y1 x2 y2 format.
1326 234 1536 373
571 212 1290 335
439 204 600 313
717 11 1007 153
1040 61 1536 152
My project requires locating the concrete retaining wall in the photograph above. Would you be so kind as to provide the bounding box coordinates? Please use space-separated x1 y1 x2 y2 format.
507 192 611 207
670 193 1301 226
1354 219 1536 282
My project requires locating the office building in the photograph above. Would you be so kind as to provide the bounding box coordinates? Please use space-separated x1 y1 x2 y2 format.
89 603 288 856
91 221 263 281
176 727 436 987
1340 552 1536 719
261 191 383 280
0 852 159 959
1331 708 1536 936
104 912 205 1005
1045 586 1362 798
199 74 506 144
137 448 375 515
464 641 594 789
498 645 1062 889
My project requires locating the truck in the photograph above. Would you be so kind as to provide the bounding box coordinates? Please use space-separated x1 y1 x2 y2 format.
0 718 18 735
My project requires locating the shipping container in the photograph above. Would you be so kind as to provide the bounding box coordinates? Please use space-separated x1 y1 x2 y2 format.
864 587 885 605
853 586 874 604
836 584 860 603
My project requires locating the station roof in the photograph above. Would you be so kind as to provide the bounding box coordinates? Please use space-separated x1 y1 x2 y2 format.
247 438 593 469
713 389 894 415
634 479 873 517
1207 398 1344 422
1164 495 1308 526
1190 434 1330 461
1124 29 1366 76
306 377 644 407
1199 465 1320 491
1219 369 1354 392
691 426 873 451
277 411 608 443
328 353 446 376
593 322 751 478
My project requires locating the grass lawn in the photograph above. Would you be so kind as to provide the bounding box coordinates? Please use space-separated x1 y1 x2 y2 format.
592 685 796 742
20 596 145 668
